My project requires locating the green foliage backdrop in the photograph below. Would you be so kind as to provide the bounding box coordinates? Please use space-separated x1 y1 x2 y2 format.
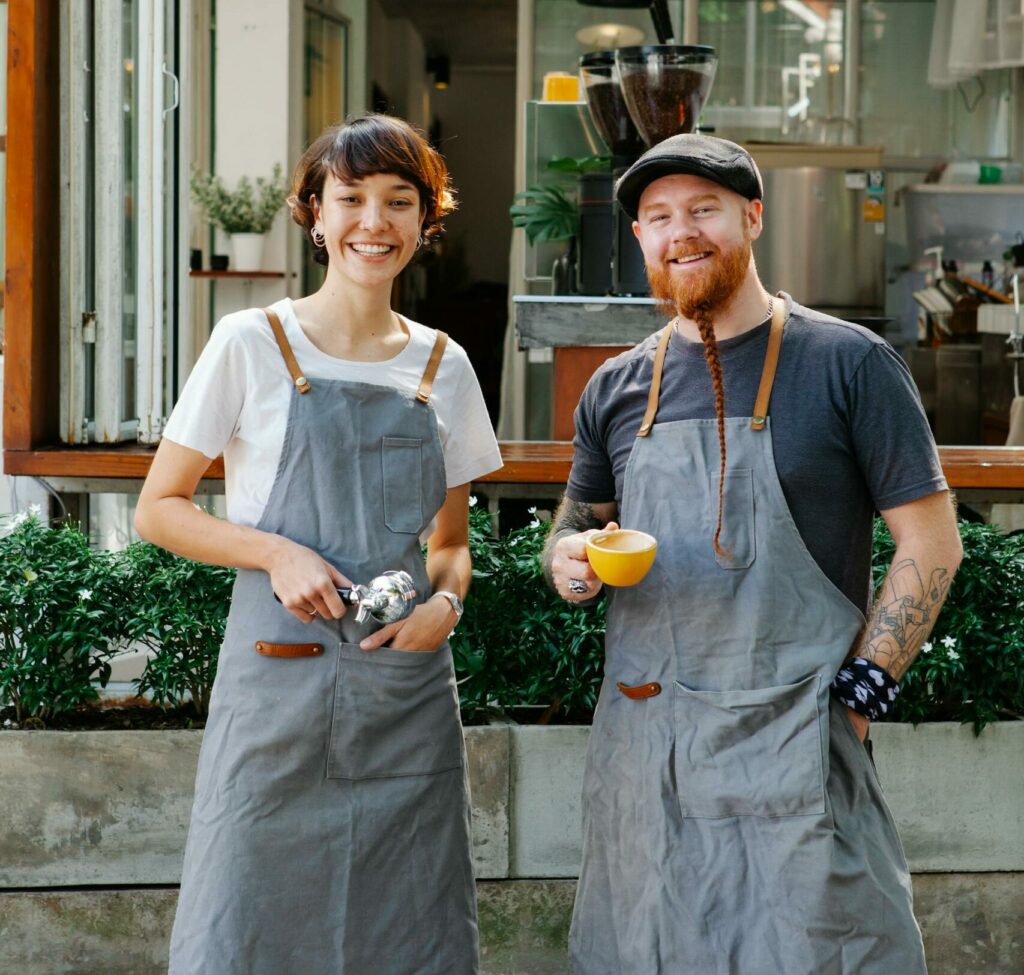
1 509 1021 731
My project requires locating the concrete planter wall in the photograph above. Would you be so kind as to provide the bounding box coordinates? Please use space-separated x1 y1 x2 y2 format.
1 722 1022 974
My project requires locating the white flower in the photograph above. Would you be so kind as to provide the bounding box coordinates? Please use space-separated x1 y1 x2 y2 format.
947 649 960 661
78 589 93 601
528 506 537 514
10 512 28 528
468 495 478 508
22 568 38 583
921 641 933 654
941 635 957 649
27 503 42 517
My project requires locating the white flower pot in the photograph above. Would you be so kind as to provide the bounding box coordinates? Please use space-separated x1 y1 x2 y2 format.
229 232 267 271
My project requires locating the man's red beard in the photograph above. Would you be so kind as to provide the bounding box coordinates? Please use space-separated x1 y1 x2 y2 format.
646 235 753 321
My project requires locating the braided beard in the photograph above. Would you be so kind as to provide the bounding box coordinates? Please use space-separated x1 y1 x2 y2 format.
646 237 753 558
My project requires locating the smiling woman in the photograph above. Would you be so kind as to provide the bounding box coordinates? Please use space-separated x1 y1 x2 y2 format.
133 113 502 975
289 113 456 267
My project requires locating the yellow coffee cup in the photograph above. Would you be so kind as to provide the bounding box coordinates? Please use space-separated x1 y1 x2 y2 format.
585 529 657 587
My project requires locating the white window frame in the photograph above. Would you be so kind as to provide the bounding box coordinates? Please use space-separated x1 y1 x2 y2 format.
59 0 189 445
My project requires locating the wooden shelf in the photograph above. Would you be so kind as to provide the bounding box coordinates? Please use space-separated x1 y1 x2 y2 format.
189 270 287 279
4 442 1024 491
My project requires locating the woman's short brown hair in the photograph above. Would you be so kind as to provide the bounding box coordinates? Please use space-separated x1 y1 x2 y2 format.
288 113 456 266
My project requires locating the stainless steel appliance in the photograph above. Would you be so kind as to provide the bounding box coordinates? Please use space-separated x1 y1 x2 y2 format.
752 157 886 322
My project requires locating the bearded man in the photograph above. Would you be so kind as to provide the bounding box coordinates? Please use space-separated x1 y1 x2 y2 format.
542 134 962 975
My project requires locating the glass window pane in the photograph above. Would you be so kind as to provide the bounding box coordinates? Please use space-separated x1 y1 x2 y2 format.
858 1 1012 159
122 0 138 424
532 1 687 101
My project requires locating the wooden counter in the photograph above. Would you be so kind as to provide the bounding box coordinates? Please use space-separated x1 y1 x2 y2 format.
5 442 1024 492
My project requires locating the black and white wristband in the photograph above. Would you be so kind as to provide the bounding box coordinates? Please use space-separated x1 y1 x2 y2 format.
831 657 900 722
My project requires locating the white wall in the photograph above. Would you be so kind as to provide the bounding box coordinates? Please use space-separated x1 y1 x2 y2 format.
210 0 373 321
209 0 295 320
431 67 517 285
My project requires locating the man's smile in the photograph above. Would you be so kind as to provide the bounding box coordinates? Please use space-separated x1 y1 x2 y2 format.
668 250 714 266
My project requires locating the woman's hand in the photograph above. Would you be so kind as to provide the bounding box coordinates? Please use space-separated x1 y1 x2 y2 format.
359 595 457 653
265 536 352 623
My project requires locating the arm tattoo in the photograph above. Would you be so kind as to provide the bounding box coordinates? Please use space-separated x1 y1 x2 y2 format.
541 497 608 592
857 558 953 682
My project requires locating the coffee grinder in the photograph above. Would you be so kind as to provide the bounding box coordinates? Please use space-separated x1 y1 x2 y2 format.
579 50 646 295
576 3 718 295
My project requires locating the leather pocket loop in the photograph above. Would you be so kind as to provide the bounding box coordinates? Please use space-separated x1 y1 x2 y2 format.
326 642 463 780
381 437 423 534
255 641 324 657
674 674 824 819
709 467 755 569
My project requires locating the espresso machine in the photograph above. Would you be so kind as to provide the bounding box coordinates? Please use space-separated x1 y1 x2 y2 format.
576 8 718 295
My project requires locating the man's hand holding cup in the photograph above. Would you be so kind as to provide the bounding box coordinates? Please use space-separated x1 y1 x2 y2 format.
552 521 620 603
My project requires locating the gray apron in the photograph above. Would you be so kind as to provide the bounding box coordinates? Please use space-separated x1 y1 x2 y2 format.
569 302 927 975
169 311 478 975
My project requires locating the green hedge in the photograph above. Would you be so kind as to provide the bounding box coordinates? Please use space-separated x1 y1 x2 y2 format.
1 509 1021 730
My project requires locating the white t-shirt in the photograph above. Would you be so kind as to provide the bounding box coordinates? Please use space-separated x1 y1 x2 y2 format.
162 297 503 529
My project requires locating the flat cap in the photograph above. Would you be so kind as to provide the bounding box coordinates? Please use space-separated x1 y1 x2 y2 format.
615 134 763 220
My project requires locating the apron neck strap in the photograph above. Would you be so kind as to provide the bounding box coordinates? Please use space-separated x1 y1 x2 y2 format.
750 297 786 431
636 323 674 438
416 329 449 404
263 308 311 393
635 295 787 439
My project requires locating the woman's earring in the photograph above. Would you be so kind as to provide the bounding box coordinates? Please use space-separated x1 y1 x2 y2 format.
414 235 424 252
311 226 326 247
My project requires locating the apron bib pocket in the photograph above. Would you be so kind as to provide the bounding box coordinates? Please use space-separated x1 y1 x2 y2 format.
709 468 756 569
326 641 463 780
673 674 824 818
382 437 424 533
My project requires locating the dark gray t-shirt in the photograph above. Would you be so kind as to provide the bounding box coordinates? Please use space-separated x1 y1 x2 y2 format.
566 295 947 614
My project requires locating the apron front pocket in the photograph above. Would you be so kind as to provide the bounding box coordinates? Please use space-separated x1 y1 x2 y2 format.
709 467 755 569
326 641 463 780
381 437 424 534
673 674 824 819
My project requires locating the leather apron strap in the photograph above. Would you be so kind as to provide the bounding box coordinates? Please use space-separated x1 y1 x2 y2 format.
636 324 674 438
263 307 311 393
750 298 786 431
416 329 449 404
635 297 786 438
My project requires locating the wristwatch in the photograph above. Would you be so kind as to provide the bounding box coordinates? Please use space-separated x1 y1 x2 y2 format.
433 590 464 622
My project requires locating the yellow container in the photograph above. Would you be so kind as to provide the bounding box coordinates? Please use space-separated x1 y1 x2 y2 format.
586 529 657 587
542 72 580 102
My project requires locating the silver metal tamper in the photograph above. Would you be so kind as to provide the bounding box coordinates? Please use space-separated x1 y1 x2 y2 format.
338 570 418 624
274 569 417 624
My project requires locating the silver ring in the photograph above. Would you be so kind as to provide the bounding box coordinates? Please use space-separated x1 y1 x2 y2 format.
308 608 319 618
568 578 589 595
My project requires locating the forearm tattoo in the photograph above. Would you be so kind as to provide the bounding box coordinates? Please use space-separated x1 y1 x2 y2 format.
541 496 606 592
857 558 953 682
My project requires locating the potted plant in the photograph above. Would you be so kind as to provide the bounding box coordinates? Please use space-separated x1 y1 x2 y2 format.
510 156 611 296
510 182 578 295
190 163 288 271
